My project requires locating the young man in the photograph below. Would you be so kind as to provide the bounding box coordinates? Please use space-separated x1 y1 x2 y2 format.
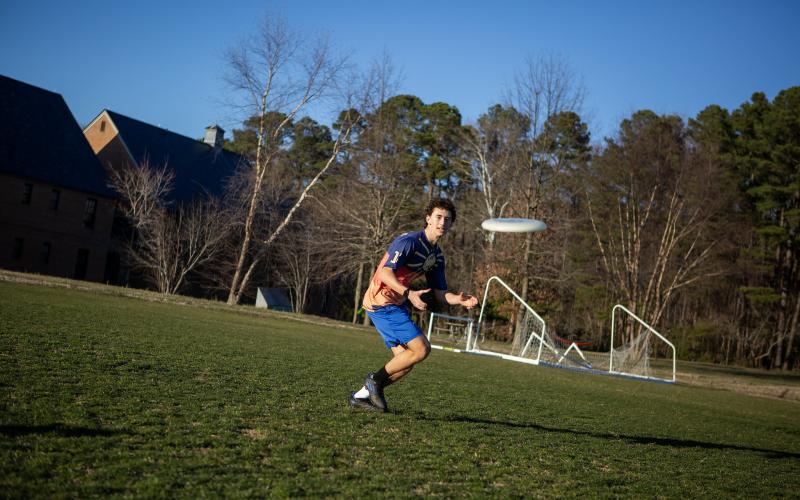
349 198 478 412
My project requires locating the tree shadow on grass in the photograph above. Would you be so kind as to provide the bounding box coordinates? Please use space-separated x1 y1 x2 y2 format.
0 424 129 438
407 413 800 460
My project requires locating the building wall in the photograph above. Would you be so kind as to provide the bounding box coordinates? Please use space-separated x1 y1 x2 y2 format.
83 112 116 154
0 172 115 282
84 113 133 171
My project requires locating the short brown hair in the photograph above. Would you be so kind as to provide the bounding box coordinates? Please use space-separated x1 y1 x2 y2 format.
425 198 456 225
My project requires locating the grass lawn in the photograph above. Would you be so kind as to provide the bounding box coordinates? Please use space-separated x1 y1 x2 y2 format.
1 279 799 497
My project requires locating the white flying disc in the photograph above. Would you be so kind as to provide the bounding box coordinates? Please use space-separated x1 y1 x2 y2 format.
481 218 547 233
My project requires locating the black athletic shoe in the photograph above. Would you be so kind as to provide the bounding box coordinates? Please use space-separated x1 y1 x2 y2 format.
348 392 382 412
364 372 388 411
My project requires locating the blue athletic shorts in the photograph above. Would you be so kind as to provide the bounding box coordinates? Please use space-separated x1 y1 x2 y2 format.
366 304 423 349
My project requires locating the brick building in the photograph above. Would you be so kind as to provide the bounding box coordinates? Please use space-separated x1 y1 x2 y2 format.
0 75 116 282
83 110 244 204
82 110 245 287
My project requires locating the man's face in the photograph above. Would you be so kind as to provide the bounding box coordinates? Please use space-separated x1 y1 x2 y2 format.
426 207 453 237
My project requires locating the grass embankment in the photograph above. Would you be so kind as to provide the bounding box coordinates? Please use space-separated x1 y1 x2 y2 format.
1 279 799 497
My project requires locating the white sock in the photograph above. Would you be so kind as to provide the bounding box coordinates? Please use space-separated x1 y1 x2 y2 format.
354 387 369 399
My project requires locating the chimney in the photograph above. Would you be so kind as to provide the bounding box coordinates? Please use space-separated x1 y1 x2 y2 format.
203 125 225 149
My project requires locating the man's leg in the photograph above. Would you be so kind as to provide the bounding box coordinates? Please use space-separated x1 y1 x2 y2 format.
385 345 412 385
353 337 428 398
363 335 431 410
356 306 430 411
384 336 431 380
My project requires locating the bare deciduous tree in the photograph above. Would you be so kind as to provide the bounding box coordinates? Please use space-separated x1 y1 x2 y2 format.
108 161 229 295
585 112 724 343
106 158 174 233
463 105 530 247
223 13 353 305
273 223 327 314
513 53 586 280
310 54 419 323
502 54 587 333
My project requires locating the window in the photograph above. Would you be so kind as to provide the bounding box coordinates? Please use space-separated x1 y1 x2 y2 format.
50 189 61 210
83 198 97 228
100 120 106 132
22 183 32 204
74 248 89 280
12 238 24 260
41 242 51 264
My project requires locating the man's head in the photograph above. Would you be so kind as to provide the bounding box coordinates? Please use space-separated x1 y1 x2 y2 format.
424 198 456 239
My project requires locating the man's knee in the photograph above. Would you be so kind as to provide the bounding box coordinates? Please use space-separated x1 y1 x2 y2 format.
421 341 431 360
411 350 428 364
411 337 431 363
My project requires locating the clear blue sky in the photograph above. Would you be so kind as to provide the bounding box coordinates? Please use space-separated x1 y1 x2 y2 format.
1 0 798 143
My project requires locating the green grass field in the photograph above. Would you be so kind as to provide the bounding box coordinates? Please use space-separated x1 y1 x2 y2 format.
1 279 799 497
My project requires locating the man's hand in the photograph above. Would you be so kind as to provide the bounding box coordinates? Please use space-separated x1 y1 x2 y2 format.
408 288 431 311
458 292 479 309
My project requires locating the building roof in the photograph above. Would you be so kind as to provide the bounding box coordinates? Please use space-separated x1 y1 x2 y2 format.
103 110 246 203
0 75 115 197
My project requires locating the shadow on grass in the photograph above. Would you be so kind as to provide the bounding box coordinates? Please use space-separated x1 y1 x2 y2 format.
408 413 800 460
0 424 128 438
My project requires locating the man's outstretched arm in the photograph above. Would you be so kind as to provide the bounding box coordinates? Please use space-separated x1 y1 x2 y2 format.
435 289 478 309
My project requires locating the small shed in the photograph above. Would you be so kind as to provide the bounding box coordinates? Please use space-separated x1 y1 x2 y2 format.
255 287 293 312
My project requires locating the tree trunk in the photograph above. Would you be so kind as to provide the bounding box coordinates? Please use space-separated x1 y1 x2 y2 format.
782 293 800 370
775 300 786 368
352 261 364 323
515 200 534 336
227 166 265 305
227 125 352 305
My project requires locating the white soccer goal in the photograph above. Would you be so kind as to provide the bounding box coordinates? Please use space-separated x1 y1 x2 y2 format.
466 276 676 383
470 276 596 368
470 276 550 365
426 312 473 352
608 304 676 383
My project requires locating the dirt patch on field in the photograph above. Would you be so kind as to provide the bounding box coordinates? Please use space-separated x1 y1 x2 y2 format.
242 428 268 440
679 372 800 402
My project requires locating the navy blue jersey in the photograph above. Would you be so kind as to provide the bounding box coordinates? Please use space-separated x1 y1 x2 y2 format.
363 230 447 310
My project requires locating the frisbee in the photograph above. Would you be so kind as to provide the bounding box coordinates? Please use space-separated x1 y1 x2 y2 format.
481 218 547 233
